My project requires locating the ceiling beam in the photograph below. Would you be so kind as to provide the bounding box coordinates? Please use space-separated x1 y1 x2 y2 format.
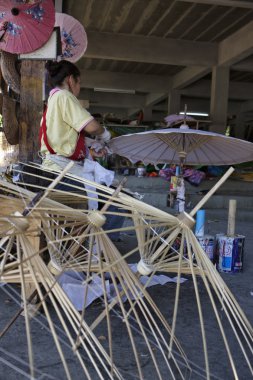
85 31 218 66
145 93 168 107
240 100 253 113
219 21 253 66
88 106 128 118
144 65 211 108
172 66 211 89
80 77 253 113
232 57 253 72
80 69 172 93
177 0 253 9
181 80 253 100
79 89 145 108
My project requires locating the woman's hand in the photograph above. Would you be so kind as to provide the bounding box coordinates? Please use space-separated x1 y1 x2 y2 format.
90 148 107 159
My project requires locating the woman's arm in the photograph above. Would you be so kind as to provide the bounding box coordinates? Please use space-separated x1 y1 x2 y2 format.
84 119 105 136
85 119 111 142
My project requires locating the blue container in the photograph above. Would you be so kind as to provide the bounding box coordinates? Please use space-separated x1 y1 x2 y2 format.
217 234 245 272
195 209 205 237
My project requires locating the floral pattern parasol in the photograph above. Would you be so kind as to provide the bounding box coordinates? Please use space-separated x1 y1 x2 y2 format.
0 0 55 54
55 12 88 63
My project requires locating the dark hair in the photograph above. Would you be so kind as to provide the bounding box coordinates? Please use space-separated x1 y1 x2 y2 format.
45 60 80 87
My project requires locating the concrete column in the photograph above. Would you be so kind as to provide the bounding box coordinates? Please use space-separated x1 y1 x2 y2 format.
233 112 245 139
210 66 230 134
142 107 153 122
54 0 63 12
168 89 181 115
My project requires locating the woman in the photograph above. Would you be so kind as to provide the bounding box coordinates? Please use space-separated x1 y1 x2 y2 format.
40 60 110 169
40 60 125 241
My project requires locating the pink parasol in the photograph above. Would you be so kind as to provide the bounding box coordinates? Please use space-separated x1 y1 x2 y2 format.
164 113 196 128
0 0 55 54
55 12 87 63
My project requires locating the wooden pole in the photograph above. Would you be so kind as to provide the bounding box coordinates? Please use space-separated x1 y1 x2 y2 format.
227 199 237 236
190 167 235 217
19 60 45 162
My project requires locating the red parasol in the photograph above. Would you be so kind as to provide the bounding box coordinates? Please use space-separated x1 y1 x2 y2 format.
55 12 87 63
0 0 55 54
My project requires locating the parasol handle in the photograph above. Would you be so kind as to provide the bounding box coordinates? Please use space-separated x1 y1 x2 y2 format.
190 166 235 217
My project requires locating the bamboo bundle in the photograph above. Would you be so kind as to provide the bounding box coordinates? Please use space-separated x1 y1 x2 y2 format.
0 164 190 379
0 164 252 379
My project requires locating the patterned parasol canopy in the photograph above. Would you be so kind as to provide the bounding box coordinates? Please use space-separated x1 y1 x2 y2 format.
0 0 55 54
55 12 88 63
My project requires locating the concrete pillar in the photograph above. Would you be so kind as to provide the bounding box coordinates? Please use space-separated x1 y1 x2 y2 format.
142 107 153 122
168 89 181 115
210 66 230 134
233 112 245 139
54 0 63 12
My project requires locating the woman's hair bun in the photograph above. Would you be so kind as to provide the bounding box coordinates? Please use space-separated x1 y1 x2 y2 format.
45 60 80 87
45 60 59 76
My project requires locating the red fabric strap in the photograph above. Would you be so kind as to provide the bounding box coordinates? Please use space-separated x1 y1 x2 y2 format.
39 106 56 154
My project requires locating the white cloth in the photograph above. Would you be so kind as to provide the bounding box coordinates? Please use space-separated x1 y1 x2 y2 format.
83 159 114 209
58 271 110 310
44 154 114 209
176 177 185 213
57 266 187 311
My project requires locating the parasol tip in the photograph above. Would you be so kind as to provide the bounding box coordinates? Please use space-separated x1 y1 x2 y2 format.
11 8 20 16
179 123 190 130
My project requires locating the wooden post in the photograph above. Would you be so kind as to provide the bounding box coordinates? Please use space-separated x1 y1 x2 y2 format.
19 60 45 162
227 199 237 236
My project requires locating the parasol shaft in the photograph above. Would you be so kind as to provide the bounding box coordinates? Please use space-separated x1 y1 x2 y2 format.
190 167 235 217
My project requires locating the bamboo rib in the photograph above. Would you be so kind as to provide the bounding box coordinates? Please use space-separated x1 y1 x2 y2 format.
19 233 123 379
191 232 253 378
168 229 185 357
185 231 210 380
16 236 35 379
95 232 186 380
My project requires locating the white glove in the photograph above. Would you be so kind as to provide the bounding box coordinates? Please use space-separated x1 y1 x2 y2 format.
95 127 111 143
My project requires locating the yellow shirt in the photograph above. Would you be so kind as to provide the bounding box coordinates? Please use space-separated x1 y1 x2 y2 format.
40 89 93 159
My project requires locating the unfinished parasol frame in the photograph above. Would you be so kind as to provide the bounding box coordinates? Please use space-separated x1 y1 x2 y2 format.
0 163 252 379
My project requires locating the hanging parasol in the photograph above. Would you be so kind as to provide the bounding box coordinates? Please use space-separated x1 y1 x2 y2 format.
55 12 87 63
0 0 55 54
